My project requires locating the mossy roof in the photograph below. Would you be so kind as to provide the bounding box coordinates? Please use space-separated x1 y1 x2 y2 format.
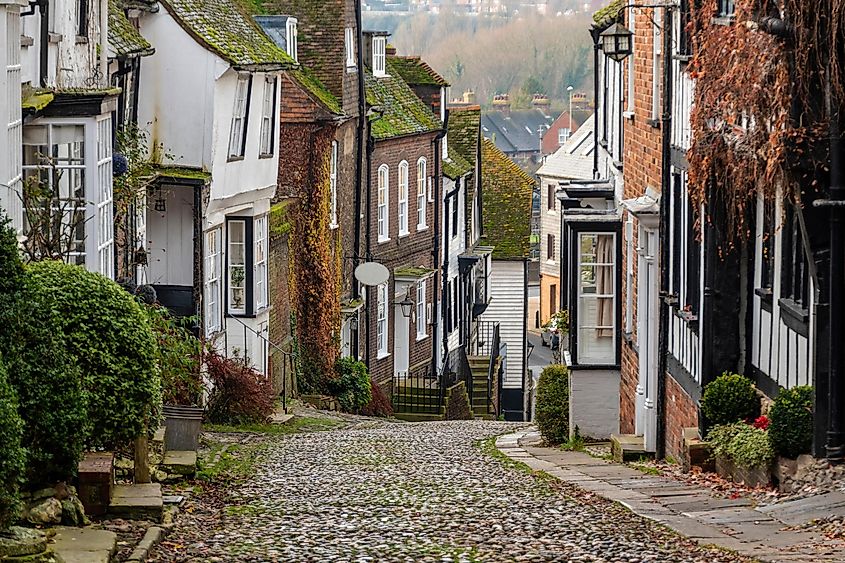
388 56 449 87
365 58 442 140
108 0 154 59
289 67 343 115
21 89 54 111
447 106 480 165
153 165 211 182
442 149 472 180
480 138 535 260
593 0 624 30
159 0 296 71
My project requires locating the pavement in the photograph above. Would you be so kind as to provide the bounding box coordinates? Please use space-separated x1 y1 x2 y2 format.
498 428 845 563
149 419 767 562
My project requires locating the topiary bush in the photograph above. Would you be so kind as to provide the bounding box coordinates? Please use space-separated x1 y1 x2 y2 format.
0 215 87 486
700 372 759 428
0 358 25 529
205 351 275 425
359 379 393 418
145 305 203 406
27 260 161 448
328 357 373 413
768 386 814 459
535 364 570 445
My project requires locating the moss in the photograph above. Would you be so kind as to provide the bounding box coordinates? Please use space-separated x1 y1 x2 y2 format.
480 138 534 259
394 266 435 278
160 0 295 69
366 58 442 140
21 89 54 111
153 165 211 182
289 66 342 115
593 0 624 29
388 56 449 87
109 0 154 58
443 151 472 180
270 200 294 238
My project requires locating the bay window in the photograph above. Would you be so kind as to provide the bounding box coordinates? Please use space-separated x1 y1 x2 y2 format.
416 279 427 339
330 141 338 228
378 164 389 242
398 160 409 235
205 228 223 335
228 75 251 158
573 231 618 365
225 215 269 316
417 157 427 229
377 282 388 357
259 77 276 157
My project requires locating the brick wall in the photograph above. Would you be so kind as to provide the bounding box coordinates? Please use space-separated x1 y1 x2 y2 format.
268 199 296 393
619 7 663 435
364 133 438 386
665 373 698 461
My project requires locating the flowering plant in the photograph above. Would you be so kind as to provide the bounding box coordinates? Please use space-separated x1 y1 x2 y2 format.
753 415 770 431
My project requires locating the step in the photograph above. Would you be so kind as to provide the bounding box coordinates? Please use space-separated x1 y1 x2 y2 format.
393 412 445 422
52 528 117 563
109 484 163 522
610 434 654 463
160 450 197 477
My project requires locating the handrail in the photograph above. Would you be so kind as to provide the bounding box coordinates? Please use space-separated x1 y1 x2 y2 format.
226 314 297 414
487 323 500 416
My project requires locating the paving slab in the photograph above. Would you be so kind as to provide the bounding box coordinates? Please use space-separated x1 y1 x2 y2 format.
161 450 197 475
683 507 776 525
52 527 116 563
109 483 163 521
756 491 845 525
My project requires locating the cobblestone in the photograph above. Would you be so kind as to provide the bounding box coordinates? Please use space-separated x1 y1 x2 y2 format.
147 420 755 562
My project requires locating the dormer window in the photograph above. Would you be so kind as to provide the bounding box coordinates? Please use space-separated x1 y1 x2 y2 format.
373 36 386 77
286 17 298 62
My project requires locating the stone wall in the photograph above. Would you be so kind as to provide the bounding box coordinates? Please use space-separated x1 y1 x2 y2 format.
444 381 472 421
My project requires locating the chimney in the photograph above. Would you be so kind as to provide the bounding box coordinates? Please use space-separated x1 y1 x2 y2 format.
492 93 510 116
532 93 551 111
386 43 397 56
462 90 476 105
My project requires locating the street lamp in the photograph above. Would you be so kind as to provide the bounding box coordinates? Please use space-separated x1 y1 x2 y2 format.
599 22 634 62
395 295 414 318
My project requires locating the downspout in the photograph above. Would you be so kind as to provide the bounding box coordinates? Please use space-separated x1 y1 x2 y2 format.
433 112 448 381
353 0 365 295
655 5 674 460
590 26 601 179
38 1 48 86
99 0 108 87
364 130 374 370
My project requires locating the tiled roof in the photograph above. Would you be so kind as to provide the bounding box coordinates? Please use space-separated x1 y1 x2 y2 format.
160 0 296 70
108 0 154 59
593 0 624 29
481 108 554 155
442 149 472 180
448 106 481 164
388 56 449 87
481 138 535 260
537 115 595 180
365 58 442 140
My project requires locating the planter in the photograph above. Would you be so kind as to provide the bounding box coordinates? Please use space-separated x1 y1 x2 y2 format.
715 454 773 488
162 405 204 452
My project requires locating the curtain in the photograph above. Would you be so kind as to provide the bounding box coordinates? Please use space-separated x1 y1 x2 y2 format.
595 234 614 338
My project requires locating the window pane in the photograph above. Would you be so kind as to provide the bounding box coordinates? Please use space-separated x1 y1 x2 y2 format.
577 232 615 364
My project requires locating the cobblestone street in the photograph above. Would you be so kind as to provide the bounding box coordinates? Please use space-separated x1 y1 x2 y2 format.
146 420 756 562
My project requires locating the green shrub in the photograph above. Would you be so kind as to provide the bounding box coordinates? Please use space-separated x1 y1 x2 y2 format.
535 364 570 445
768 386 814 459
0 216 87 486
700 372 759 427
329 358 372 413
0 358 25 529
145 305 203 406
27 261 162 448
707 422 774 468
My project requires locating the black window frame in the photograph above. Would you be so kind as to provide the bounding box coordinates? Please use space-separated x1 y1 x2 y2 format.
451 192 459 238
225 216 256 318
780 203 810 320
77 0 89 37
547 233 555 261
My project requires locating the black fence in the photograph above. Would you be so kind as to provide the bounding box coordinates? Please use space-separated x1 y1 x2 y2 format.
471 320 499 357
392 365 442 414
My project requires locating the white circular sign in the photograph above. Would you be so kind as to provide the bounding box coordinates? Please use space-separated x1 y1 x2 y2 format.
354 262 389 286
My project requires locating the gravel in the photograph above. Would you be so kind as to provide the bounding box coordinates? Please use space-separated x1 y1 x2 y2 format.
145 420 755 563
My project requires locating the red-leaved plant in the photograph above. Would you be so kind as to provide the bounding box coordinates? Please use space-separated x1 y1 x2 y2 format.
753 415 770 431
359 380 393 418
205 351 275 425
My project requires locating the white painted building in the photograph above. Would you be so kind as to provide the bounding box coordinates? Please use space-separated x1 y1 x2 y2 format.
0 0 25 231
136 0 295 374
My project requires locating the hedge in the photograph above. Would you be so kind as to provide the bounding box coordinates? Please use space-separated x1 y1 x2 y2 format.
0 358 25 529
768 386 814 459
535 364 570 445
700 372 759 428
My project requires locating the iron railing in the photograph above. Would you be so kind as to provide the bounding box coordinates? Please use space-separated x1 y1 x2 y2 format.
471 320 499 357
392 365 441 414
487 323 501 415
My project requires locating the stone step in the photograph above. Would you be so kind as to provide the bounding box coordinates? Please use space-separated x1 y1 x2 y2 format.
392 412 445 422
160 450 197 477
109 483 163 522
610 433 653 463
52 527 117 563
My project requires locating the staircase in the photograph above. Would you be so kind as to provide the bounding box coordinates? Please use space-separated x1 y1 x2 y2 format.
467 355 498 419
392 378 445 422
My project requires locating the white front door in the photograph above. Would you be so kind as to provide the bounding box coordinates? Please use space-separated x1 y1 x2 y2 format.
636 227 659 452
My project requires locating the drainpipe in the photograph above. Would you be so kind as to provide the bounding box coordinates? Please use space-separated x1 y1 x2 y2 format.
353 0 365 295
38 1 48 86
433 111 448 381
99 0 108 87
364 130 374 371
655 6 674 460
590 26 601 179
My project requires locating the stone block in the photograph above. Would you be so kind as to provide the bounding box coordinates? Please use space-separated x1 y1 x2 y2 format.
109 484 163 522
78 452 114 516
682 429 714 473
610 434 651 463
0 527 47 558
160 450 198 476
52 527 116 563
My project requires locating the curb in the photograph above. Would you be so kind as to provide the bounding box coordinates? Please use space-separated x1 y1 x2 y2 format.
125 526 163 562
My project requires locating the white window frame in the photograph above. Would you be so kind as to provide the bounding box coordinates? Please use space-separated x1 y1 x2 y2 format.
95 116 113 277
229 75 250 158
254 215 268 311
227 219 247 315
398 160 409 236
416 279 427 339
416 157 427 230
377 282 389 357
558 128 570 144
259 76 276 157
378 164 389 242
345 27 355 69
3 8 23 232
329 141 339 228
286 17 298 62
373 36 386 77
204 227 223 336
576 231 617 365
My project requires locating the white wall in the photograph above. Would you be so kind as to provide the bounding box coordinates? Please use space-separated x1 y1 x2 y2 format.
486 260 527 389
1 3 23 231
442 175 466 353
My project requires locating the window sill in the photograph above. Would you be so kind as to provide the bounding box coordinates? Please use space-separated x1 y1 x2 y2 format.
623 111 635 120
398 231 410 238
646 118 661 129
711 15 735 26
417 225 428 232
346 65 356 73
227 155 245 163
778 297 809 336
673 54 693 63
416 334 429 342
21 35 33 47
330 223 339 230
75 35 89 44
258 153 274 159
546 209 556 215
48 32 61 44
755 287 773 312
378 237 391 244
377 351 391 360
